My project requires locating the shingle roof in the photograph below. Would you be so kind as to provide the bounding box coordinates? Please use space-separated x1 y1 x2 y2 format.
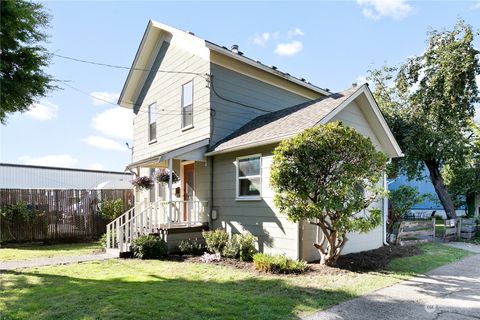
208 85 362 154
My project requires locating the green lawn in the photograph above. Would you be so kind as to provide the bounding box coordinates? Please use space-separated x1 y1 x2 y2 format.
0 242 103 262
0 243 471 320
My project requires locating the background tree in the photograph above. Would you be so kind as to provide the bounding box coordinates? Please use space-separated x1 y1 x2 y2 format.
270 122 388 266
368 20 479 219
0 0 56 124
443 122 480 214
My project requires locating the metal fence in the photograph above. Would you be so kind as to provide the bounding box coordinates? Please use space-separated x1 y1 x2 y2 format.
0 188 134 244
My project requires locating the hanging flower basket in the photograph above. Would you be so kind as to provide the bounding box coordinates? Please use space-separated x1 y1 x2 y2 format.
155 168 179 184
131 176 154 190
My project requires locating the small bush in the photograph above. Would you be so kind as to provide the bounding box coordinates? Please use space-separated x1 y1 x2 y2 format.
202 229 229 254
178 238 205 255
132 235 167 259
99 233 107 248
238 232 257 261
99 198 124 221
223 234 241 258
253 253 308 274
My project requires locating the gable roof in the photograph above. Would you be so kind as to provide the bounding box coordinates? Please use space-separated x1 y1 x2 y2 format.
118 20 329 108
206 84 403 158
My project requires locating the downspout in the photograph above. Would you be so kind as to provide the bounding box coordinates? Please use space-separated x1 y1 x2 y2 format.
209 156 214 227
383 159 391 246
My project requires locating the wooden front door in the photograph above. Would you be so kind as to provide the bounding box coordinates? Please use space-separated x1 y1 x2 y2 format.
183 163 195 222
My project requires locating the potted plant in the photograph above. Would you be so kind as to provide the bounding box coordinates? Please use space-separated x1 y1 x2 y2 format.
155 168 179 184
131 176 154 190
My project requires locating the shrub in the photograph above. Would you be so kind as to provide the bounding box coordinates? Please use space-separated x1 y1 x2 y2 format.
202 229 229 254
99 199 124 221
132 235 167 259
99 233 107 248
253 253 308 274
223 234 241 258
178 238 205 255
237 232 257 261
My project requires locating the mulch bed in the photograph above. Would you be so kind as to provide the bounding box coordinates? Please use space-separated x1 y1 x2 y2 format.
164 244 422 276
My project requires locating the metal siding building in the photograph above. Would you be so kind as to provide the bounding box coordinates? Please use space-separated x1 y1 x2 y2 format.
0 163 133 190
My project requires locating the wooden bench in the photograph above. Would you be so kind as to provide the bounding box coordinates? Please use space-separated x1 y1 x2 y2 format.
396 218 435 246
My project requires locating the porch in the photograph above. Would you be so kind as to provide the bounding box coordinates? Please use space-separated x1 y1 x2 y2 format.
106 140 211 255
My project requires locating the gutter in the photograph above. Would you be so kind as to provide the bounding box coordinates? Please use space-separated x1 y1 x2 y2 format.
383 159 391 246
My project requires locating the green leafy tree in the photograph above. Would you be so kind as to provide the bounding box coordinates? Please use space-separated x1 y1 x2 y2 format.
0 0 56 124
444 122 480 209
270 122 388 266
368 20 479 219
388 185 426 239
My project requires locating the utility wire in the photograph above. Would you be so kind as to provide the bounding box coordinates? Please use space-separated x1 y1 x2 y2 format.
53 53 208 78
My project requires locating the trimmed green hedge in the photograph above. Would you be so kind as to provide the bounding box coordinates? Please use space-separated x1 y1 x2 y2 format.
253 253 308 274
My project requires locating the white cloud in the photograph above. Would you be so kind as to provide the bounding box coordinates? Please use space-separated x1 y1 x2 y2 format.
84 135 128 151
357 0 413 20
253 32 271 47
472 1 480 9
287 27 304 37
90 91 119 106
92 107 133 140
274 40 303 56
19 154 78 168
25 101 59 121
88 162 105 170
476 74 480 87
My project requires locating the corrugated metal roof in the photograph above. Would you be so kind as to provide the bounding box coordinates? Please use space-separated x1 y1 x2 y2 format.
0 164 133 190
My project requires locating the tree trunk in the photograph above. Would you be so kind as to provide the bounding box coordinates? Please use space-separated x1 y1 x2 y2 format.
424 159 457 219
312 222 347 266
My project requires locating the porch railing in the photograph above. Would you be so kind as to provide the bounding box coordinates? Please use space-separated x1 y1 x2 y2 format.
106 200 208 253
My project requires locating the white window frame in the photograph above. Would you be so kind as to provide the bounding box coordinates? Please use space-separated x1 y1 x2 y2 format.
181 80 194 130
235 154 262 201
148 102 157 143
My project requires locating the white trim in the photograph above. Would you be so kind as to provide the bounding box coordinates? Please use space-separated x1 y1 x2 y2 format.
235 153 262 200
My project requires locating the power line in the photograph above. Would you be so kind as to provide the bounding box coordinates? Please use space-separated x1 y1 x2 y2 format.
53 53 208 78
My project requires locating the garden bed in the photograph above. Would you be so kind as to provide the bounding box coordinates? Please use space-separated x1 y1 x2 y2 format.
162 244 422 276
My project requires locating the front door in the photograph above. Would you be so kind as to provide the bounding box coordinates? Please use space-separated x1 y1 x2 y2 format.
183 163 195 222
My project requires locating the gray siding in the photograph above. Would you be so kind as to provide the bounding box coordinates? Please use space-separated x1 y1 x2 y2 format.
210 64 311 145
133 42 210 163
212 145 299 259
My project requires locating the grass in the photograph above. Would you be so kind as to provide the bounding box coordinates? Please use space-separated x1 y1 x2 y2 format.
0 242 103 261
0 243 471 320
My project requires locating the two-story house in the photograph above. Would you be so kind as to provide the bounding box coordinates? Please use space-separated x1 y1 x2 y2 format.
106 20 402 261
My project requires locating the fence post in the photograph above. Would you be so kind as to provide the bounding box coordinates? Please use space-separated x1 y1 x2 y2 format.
457 218 462 240
432 217 436 241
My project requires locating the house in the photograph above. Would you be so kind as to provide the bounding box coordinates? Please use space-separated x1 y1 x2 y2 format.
389 172 470 219
108 20 402 261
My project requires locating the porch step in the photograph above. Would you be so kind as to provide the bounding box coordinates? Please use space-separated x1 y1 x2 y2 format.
106 248 120 257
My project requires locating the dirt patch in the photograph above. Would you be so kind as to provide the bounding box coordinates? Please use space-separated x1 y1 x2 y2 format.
333 245 422 272
154 245 423 276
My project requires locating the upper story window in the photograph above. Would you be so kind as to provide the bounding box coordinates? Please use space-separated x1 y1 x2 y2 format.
236 154 262 200
148 103 156 142
181 81 193 128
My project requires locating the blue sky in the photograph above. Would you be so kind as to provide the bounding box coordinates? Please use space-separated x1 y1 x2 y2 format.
1 0 479 171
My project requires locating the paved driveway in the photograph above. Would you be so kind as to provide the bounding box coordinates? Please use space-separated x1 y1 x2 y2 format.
305 243 480 320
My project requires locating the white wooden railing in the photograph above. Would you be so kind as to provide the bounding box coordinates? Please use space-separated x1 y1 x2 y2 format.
106 200 208 253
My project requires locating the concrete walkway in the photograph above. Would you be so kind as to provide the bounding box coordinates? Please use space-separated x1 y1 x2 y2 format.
305 243 480 320
0 253 115 271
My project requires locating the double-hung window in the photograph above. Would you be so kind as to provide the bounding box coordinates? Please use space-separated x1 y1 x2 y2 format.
181 81 193 128
148 103 156 142
236 154 262 199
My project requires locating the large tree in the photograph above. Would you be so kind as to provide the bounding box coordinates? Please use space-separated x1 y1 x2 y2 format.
368 20 480 219
0 0 55 124
270 122 388 266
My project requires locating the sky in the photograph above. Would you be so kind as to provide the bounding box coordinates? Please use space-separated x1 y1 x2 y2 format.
1 0 479 172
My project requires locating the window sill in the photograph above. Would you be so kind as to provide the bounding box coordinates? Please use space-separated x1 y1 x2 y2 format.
235 197 262 202
181 125 194 132
148 139 157 145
